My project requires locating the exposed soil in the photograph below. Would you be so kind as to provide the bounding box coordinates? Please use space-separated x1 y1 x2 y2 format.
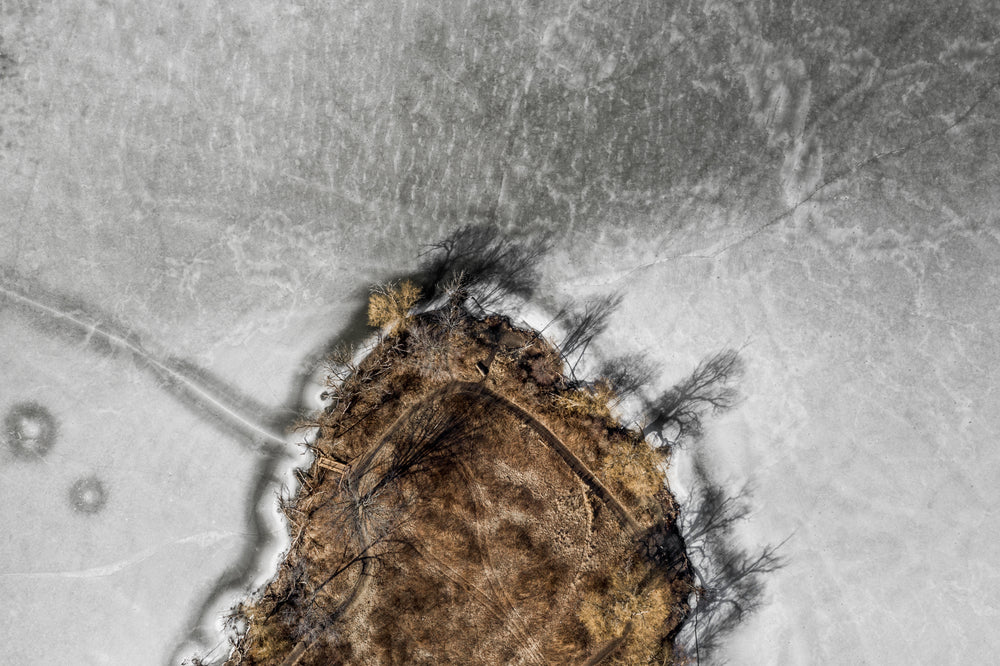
225 306 693 665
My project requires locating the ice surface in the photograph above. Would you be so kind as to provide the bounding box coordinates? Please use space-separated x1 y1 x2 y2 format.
1 1 998 664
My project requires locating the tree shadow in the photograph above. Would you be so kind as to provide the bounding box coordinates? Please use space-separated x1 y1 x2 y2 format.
415 223 553 311
538 293 624 383
677 459 789 665
644 348 745 448
631 345 785 663
596 351 660 404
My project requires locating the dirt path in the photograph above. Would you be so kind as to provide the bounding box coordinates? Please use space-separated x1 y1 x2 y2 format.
450 381 642 537
322 380 642 536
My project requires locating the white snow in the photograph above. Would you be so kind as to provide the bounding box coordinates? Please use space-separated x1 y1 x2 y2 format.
555 224 1000 665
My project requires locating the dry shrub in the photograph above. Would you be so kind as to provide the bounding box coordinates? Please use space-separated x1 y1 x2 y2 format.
579 564 673 665
600 436 664 503
556 380 616 421
233 607 296 665
407 321 454 380
368 280 422 333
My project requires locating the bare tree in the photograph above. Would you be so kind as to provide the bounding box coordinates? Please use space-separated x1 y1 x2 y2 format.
644 349 744 447
354 393 480 498
322 344 360 387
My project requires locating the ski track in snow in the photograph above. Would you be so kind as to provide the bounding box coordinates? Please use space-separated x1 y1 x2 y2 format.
0 532 242 580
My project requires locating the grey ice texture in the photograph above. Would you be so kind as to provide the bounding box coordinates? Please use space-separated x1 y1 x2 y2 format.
1 1 998 664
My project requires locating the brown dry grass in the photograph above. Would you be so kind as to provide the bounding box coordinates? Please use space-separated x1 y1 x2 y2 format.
225 309 692 665
579 562 674 666
367 280 422 333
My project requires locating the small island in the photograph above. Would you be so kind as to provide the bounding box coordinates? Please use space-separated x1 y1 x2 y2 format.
226 283 694 665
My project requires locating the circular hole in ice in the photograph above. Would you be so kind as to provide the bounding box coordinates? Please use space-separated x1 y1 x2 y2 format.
69 476 108 515
3 402 57 459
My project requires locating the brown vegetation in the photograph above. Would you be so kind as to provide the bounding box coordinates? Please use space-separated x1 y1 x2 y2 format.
367 280 422 333
225 304 693 665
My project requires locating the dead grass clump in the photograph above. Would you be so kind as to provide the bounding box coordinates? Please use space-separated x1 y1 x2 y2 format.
556 380 617 421
579 562 674 665
600 435 665 506
229 603 297 664
368 280 421 333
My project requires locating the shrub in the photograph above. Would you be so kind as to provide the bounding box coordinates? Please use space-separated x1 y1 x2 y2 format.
368 281 422 333
601 437 664 503
579 563 673 665
556 380 617 421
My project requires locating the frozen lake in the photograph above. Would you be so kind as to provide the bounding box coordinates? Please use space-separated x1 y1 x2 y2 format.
1 1 998 664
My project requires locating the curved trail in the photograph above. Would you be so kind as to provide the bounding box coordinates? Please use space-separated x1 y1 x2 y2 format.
450 381 642 537
322 379 641 537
